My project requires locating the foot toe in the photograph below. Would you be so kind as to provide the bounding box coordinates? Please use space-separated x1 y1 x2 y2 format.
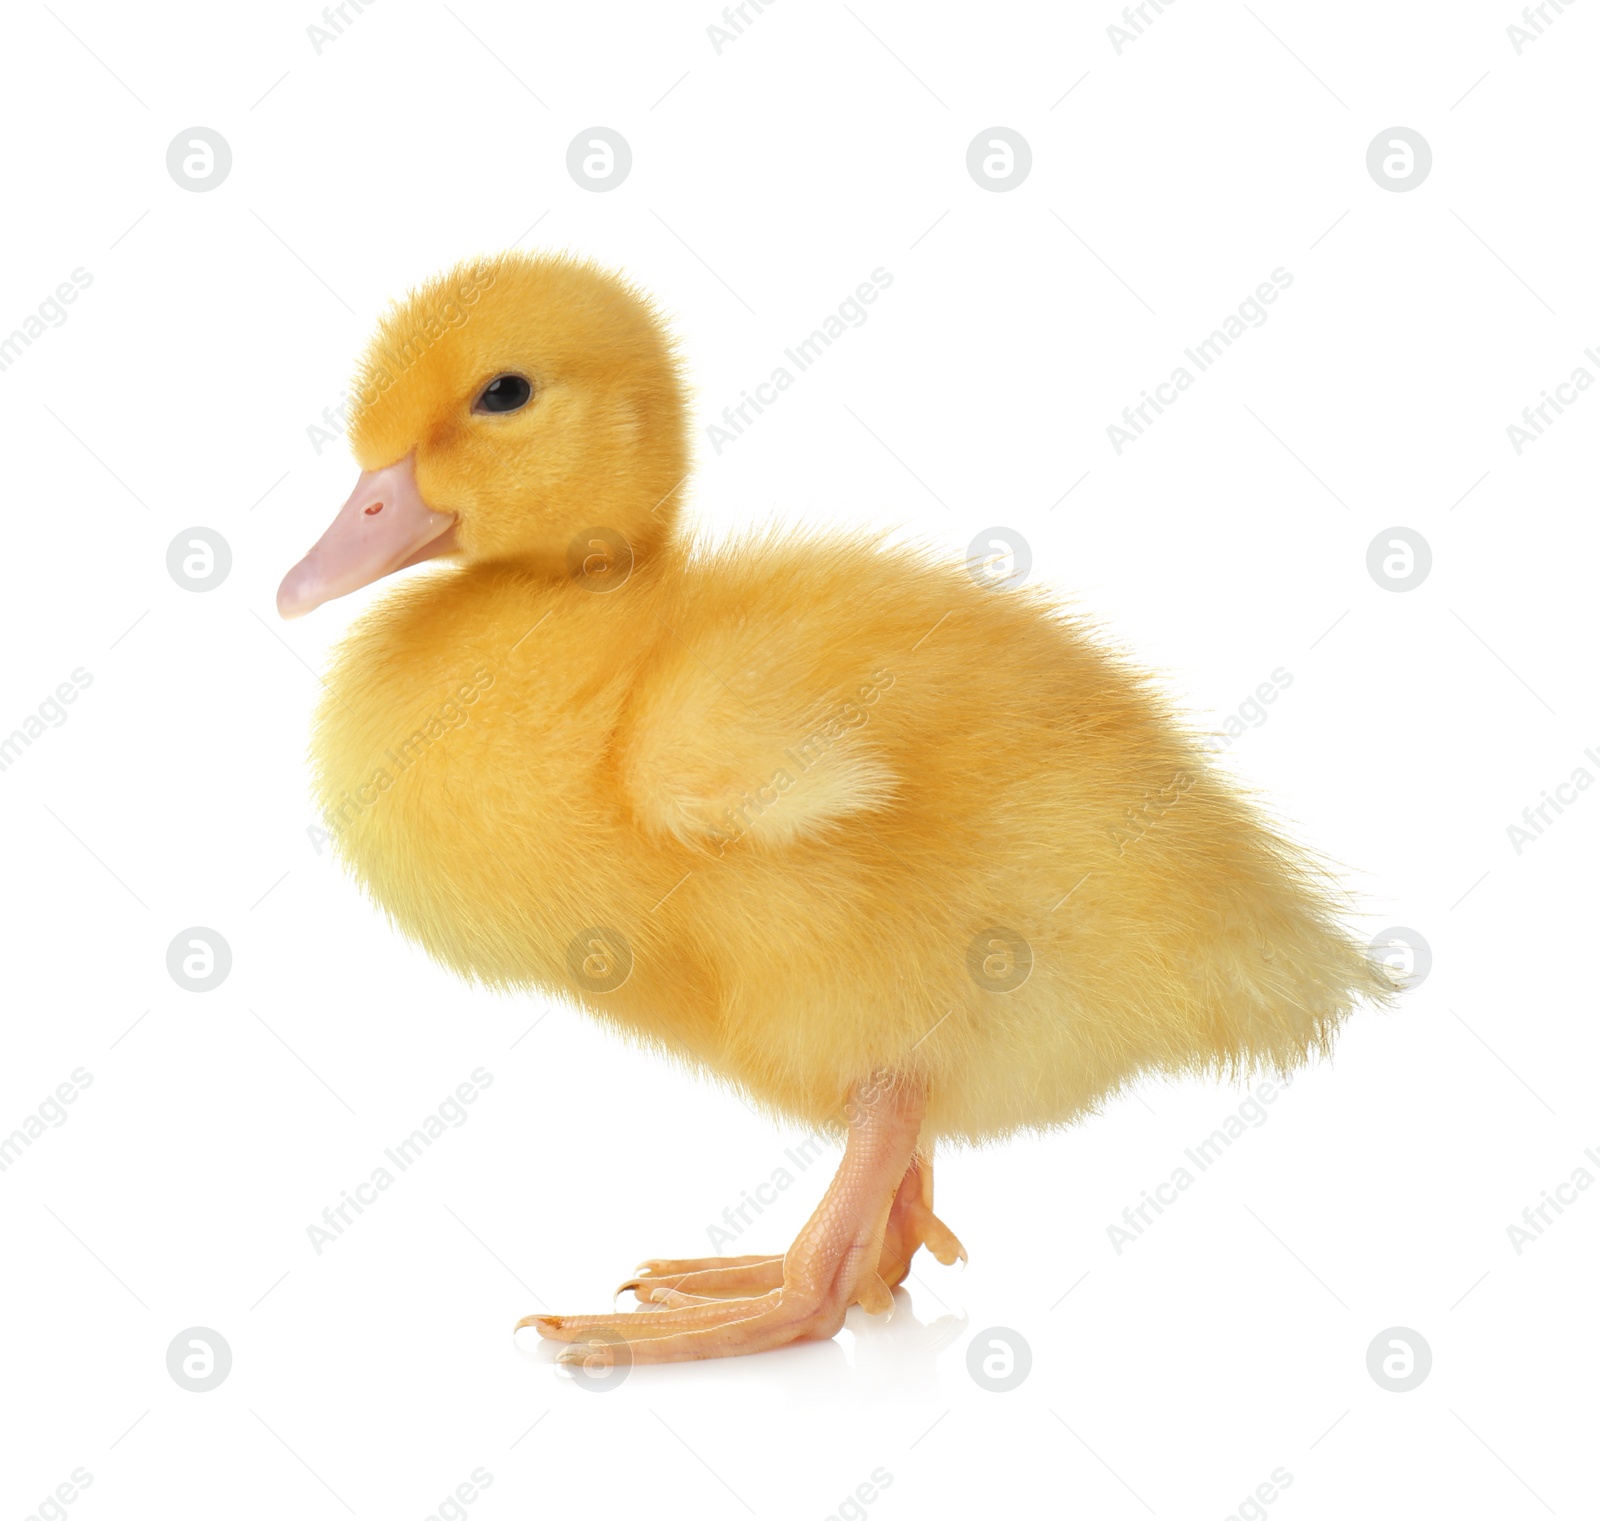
909 1205 969 1266
855 1272 895 1316
550 1291 829 1365
620 1257 785 1301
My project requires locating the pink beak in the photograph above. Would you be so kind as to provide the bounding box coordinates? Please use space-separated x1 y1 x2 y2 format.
277 454 458 619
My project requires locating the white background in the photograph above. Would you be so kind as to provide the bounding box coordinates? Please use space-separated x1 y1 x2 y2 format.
1 3 1596 1518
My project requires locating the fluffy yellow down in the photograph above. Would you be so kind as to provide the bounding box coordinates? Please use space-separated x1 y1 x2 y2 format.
309 251 1393 1144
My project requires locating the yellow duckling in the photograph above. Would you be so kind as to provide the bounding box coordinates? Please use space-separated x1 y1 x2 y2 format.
278 251 1392 1366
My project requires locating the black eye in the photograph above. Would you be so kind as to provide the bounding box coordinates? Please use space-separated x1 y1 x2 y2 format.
474 373 532 414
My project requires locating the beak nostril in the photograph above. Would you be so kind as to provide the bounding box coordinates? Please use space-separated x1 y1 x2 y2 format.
277 453 452 620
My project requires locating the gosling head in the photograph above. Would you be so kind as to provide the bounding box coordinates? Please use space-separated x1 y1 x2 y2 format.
278 252 689 618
